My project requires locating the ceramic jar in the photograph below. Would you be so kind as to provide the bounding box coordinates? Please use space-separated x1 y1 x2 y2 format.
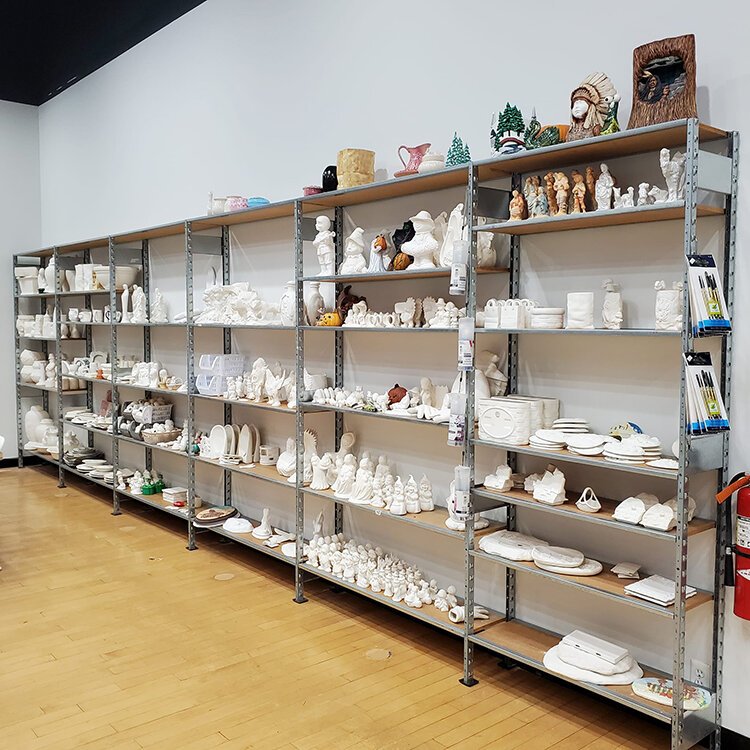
417 151 446 173
25 405 49 442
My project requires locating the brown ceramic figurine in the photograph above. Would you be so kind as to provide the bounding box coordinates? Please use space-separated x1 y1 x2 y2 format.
570 171 587 213
553 172 570 216
508 189 528 222
544 172 557 216
585 166 598 211
336 285 366 319
566 72 619 142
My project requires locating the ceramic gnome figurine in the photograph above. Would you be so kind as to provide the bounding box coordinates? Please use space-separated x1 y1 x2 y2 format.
595 164 615 210
339 228 367 275
654 280 684 331
314 215 336 275
660 148 687 202
401 211 438 270
602 279 623 330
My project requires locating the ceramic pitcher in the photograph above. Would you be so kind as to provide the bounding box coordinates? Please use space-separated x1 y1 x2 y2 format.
396 143 431 175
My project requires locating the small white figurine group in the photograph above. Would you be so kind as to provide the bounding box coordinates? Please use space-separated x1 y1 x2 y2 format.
343 295 466 329
223 357 295 407
120 284 166 324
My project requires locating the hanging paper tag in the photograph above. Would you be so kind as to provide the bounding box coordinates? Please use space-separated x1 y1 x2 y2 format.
452 465 472 521
450 240 469 296
457 316 475 371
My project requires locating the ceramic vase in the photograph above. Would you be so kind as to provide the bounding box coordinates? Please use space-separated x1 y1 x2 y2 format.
305 282 324 325
25 405 48 442
279 281 296 326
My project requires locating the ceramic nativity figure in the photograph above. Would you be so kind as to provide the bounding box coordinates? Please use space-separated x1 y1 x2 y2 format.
339 228 367 275
660 148 687 202
438 204 464 267
553 172 570 216
595 164 615 211
544 172 557 215
508 190 528 222
566 72 619 142
313 215 336 276
602 278 623 330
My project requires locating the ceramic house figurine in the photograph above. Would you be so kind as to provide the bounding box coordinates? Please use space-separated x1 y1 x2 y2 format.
654 280 684 331
401 211 438 270
566 72 619 142
570 171 587 213
566 292 595 329
532 466 566 505
602 279 623 330
660 148 687 201
339 228 367 275
595 164 615 210
314 215 336 275
553 172 570 216
490 103 526 154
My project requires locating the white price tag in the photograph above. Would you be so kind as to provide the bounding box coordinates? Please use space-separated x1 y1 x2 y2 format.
458 339 473 371
454 490 470 520
447 413 465 446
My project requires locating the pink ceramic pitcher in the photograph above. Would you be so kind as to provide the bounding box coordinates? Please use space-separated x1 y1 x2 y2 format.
395 143 431 177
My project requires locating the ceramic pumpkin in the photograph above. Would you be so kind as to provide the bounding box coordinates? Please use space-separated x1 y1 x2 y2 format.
392 252 413 271
317 311 343 327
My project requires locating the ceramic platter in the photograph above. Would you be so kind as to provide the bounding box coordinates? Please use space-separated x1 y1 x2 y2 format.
209 425 228 457
631 678 711 711
223 424 235 455
238 425 251 463
647 458 679 470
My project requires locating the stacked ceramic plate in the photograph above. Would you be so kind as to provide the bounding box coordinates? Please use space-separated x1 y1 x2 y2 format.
603 440 645 464
193 506 238 528
88 463 113 479
623 434 662 461
529 429 567 451
565 433 614 456
69 411 96 425
532 545 603 576
552 418 590 434
63 448 104 467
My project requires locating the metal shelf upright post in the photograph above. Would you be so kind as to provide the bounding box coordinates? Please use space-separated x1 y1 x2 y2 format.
142 239 153 476
185 220 197 550
109 238 121 513
221 226 232 506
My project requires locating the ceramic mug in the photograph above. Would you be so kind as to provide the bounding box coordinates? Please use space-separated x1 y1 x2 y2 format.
92 310 103 323
79 310 92 323
68 308 79 322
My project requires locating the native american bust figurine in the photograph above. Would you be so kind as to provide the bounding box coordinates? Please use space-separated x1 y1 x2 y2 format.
566 72 619 142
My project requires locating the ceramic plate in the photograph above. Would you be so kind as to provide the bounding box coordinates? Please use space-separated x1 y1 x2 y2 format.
553 418 588 425
224 424 235 455
565 433 605 449
232 423 241 445
536 429 567 444
238 424 251 463
647 458 679 470
250 425 261 462
209 424 227 457
568 446 605 456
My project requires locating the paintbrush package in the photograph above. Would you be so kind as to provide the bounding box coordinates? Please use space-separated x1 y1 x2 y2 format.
683 352 729 434
687 255 730 335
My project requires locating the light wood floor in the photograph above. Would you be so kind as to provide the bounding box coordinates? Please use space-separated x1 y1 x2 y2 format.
0 466 673 749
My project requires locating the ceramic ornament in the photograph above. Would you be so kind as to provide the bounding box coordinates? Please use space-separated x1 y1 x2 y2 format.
401 211 438 270
594 164 616 210
566 72 619 142
418 150 445 173
601 279 623 330
613 496 648 524
490 103 526 155
308 217 336 278
565 292 594 330
654 280 684 331
338 228 367 275
664 494 696 522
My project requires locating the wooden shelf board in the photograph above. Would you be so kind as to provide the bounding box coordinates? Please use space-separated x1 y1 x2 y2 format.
17 382 88 395
473 485 714 540
470 619 673 722
193 456 294 489
300 562 502 635
189 200 297 230
473 438 678 480
475 120 727 180
302 402 451 431
300 166 470 211
191 393 294 412
206 519 296 564
479 203 723 236
305 267 508 284
117 488 191 519
475 327 679 337
473 547 712 617
113 222 185 244
301 325 457 334
303 485 502 540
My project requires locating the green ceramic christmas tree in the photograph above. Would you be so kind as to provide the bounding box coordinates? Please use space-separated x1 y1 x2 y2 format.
446 132 465 167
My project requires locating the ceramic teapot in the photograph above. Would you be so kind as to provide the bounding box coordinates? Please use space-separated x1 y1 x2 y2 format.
395 143 431 177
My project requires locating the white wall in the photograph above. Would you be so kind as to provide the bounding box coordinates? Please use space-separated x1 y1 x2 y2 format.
1 100 41 458
27 0 750 737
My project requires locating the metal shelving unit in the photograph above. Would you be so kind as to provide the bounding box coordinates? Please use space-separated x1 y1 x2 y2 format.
12 119 735 750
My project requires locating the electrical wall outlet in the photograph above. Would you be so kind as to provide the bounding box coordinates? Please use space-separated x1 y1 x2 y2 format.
691 658 710 687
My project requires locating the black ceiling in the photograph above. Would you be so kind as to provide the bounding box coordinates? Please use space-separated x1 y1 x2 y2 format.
0 1 207 105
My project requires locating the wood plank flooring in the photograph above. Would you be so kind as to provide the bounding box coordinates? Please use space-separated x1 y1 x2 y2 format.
0 466 673 749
